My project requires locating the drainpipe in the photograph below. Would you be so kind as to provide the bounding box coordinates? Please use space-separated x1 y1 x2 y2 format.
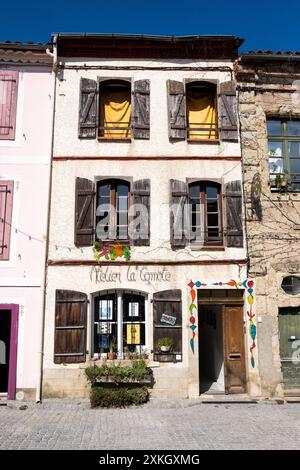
35 35 58 403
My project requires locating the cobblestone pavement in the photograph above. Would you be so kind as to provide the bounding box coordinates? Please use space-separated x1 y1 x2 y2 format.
0 399 299 450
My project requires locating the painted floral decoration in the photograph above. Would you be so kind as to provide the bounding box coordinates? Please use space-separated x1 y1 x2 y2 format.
93 241 131 261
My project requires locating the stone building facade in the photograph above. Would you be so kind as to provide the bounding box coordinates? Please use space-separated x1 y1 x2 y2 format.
42 34 260 399
236 53 300 397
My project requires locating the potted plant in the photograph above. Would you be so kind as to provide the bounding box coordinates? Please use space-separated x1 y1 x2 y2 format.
156 337 174 353
107 336 117 360
274 173 291 190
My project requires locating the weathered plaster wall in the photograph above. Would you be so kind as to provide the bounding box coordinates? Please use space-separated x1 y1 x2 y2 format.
237 59 300 397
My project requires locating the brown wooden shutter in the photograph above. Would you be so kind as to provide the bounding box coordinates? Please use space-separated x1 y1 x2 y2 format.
54 290 87 364
170 179 187 248
225 180 244 248
0 180 14 260
132 80 150 140
153 289 182 362
219 81 238 141
74 177 95 247
0 71 18 140
131 179 150 246
167 80 186 140
78 78 98 138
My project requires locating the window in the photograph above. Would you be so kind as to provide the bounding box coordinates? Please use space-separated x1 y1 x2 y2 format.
281 276 300 295
186 82 217 141
75 177 150 247
93 291 146 357
0 181 14 260
99 80 131 140
167 79 238 142
188 181 223 246
268 119 300 190
0 71 18 141
78 78 150 141
96 179 130 242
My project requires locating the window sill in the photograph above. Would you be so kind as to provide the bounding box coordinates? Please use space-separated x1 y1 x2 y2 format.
97 137 132 142
95 240 130 246
187 138 220 144
190 244 225 251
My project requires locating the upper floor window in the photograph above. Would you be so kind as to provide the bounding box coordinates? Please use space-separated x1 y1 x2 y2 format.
167 79 238 142
74 177 150 247
170 179 243 249
188 181 222 245
186 82 217 141
0 71 18 141
78 78 150 141
96 179 130 241
0 180 14 260
99 80 131 140
268 119 300 190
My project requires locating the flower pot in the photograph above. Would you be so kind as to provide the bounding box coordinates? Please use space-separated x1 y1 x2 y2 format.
107 352 117 360
160 345 171 353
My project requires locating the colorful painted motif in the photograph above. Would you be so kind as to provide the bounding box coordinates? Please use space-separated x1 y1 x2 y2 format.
187 279 256 368
93 241 131 261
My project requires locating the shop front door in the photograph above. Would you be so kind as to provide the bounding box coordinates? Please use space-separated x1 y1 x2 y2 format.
0 305 18 399
279 307 300 391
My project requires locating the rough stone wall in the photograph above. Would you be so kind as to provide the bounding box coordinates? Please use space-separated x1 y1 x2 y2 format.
236 58 300 397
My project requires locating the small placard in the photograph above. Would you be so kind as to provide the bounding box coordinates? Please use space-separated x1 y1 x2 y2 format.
129 302 139 317
160 313 177 326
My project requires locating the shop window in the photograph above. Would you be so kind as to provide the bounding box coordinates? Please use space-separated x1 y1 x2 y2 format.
282 276 300 295
188 181 223 246
96 179 130 242
93 291 146 357
153 289 182 362
268 119 300 190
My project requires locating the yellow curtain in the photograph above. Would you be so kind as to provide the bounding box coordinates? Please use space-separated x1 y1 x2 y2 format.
187 90 216 140
100 90 131 139
126 324 140 345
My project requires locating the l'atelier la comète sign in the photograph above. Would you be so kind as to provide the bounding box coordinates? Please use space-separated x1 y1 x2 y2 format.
90 265 171 284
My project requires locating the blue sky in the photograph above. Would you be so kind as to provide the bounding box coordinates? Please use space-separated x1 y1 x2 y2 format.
1 0 300 52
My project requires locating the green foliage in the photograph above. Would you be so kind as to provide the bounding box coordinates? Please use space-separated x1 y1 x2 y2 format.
85 361 152 385
156 337 174 350
90 386 149 408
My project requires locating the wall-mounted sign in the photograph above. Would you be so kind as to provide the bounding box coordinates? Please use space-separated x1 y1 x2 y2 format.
91 266 171 285
160 314 177 326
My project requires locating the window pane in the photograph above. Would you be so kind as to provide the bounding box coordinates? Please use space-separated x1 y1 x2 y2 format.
118 211 128 226
206 185 218 198
207 228 219 237
207 200 218 212
288 141 300 157
118 197 128 211
118 226 128 239
189 184 200 198
269 157 284 174
207 214 219 227
287 121 300 136
290 159 300 174
117 184 129 197
267 120 282 136
99 184 111 197
268 141 282 157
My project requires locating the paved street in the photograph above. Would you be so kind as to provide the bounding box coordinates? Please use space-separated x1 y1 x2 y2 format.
0 399 299 450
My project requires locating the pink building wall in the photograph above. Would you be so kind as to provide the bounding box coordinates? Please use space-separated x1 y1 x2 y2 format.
0 62 53 400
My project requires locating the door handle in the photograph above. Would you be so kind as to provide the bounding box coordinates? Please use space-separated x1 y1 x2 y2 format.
228 353 241 360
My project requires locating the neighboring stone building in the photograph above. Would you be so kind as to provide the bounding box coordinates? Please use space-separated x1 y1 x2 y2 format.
236 52 300 397
0 43 54 401
42 34 259 400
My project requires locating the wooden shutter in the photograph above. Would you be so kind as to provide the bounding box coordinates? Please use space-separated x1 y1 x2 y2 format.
0 180 14 260
78 78 98 138
170 179 187 248
132 80 150 140
219 81 238 141
131 179 150 246
153 289 182 362
0 71 18 140
54 290 87 364
74 177 95 247
167 80 186 140
225 180 243 248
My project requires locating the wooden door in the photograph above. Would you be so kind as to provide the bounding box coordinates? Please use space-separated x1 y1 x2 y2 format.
223 305 246 394
279 307 300 389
